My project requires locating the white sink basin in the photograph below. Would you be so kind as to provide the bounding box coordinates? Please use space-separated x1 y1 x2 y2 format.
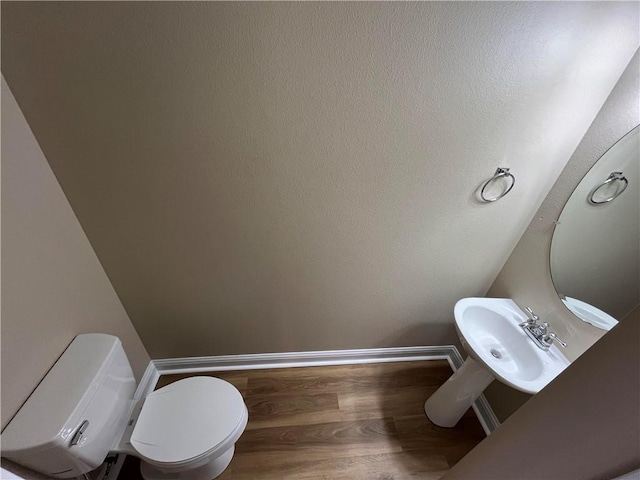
425 297 570 429
455 297 569 394
561 296 618 331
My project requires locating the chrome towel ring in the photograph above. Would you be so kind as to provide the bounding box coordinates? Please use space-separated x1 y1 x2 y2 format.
480 167 515 202
588 172 628 205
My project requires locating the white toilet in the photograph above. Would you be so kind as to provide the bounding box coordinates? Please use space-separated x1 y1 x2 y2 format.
1 334 248 480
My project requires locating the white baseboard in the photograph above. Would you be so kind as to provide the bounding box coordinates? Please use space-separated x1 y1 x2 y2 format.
134 360 160 400
140 345 500 436
153 345 455 373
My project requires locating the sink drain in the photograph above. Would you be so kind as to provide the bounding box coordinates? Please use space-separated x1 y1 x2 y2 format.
490 349 502 359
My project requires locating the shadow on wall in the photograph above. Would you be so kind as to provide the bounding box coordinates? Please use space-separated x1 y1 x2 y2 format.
376 323 463 352
482 381 532 423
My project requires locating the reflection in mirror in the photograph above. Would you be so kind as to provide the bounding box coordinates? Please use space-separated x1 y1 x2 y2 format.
550 125 639 331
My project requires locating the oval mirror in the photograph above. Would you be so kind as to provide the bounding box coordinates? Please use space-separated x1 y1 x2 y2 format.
550 125 639 331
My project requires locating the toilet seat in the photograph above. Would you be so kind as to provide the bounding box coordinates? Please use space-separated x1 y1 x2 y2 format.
130 376 247 467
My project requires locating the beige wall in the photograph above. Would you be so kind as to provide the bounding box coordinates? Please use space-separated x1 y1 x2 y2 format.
1 78 150 430
484 49 640 421
2 2 638 359
441 310 640 480
622 304 640 322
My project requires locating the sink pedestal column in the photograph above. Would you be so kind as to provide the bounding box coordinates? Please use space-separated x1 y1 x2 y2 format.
424 356 495 428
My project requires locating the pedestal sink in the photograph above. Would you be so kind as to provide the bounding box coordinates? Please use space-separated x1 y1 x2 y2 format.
424 298 570 428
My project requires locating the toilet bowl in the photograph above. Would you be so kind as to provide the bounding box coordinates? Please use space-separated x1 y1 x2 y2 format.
0 334 248 480
128 376 249 480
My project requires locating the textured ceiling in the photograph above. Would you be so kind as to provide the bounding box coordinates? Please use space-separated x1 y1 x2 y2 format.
2 2 638 358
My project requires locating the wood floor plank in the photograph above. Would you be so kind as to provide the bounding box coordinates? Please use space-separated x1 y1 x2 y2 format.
245 392 342 430
220 442 406 475
218 451 449 480
236 417 401 456
337 385 437 421
245 361 452 396
393 414 485 467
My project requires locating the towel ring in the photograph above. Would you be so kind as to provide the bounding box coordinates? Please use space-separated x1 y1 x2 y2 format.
588 172 628 205
480 167 515 202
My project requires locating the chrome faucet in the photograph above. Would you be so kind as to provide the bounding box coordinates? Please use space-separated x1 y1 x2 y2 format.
519 307 567 351
519 306 539 327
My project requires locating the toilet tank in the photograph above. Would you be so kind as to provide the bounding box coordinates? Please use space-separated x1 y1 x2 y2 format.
1 334 137 478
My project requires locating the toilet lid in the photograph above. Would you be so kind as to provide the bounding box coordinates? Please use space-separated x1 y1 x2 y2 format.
131 376 245 465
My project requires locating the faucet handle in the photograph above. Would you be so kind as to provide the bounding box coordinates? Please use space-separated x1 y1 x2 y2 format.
524 306 539 323
543 332 567 348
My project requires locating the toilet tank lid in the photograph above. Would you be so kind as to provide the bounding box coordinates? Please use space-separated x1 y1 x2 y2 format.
1 334 121 453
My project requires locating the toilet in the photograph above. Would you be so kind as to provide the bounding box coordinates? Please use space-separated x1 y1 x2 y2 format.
1 334 248 480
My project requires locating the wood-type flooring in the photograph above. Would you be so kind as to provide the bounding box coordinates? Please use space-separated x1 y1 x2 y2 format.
118 361 485 479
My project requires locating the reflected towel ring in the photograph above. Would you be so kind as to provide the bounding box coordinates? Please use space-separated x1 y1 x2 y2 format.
588 172 628 205
480 167 515 202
